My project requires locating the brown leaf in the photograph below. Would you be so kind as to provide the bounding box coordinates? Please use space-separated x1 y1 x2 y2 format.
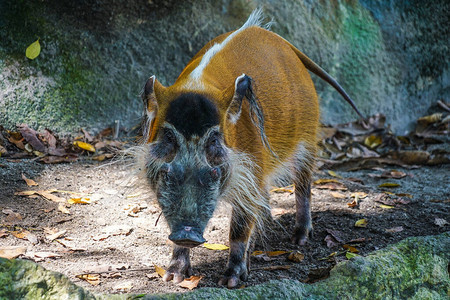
330 191 346 199
347 237 369 243
11 230 38 244
347 199 358 208
0 229 8 238
81 128 94 142
0 246 27 259
58 203 70 214
258 265 291 271
41 155 78 164
56 239 86 251
24 251 61 262
2 208 23 225
45 229 67 241
287 250 305 262
324 235 339 248
18 124 46 152
22 173 38 186
315 182 348 191
178 275 203 290
325 229 346 243
313 179 340 185
343 244 359 253
386 226 404 233
266 250 289 257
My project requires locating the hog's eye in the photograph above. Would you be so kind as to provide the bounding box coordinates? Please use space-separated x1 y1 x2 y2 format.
205 132 226 165
150 128 178 161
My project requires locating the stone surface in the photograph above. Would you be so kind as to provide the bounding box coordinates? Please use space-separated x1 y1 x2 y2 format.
0 0 448 134
0 233 448 299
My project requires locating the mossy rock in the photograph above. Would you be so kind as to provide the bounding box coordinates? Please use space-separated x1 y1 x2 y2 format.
1 233 448 299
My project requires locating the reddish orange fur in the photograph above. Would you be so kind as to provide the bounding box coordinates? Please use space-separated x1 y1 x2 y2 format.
149 26 320 183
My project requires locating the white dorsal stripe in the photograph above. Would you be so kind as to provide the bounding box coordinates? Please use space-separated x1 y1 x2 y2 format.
188 8 267 83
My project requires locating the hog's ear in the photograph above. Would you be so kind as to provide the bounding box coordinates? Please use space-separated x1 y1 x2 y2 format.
142 75 165 142
226 74 250 124
142 75 158 115
226 74 277 157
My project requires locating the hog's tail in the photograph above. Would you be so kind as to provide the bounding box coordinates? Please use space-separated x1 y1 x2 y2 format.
290 46 365 120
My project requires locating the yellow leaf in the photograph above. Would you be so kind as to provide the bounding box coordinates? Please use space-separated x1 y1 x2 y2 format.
270 184 294 193
327 170 343 179
355 218 368 228
154 265 166 277
379 204 395 209
267 250 289 257
418 113 442 124
26 39 41 60
251 250 264 256
379 183 400 188
68 197 91 204
364 135 382 148
314 179 340 185
202 243 229 251
76 274 100 286
21 173 38 186
73 141 96 152
343 244 359 253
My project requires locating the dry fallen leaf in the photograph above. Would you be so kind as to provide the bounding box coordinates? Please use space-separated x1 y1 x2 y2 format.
266 250 289 257
386 226 404 233
379 204 395 209
324 235 339 248
343 244 359 253
355 219 368 228
68 197 91 204
330 191 346 199
315 182 348 191
327 170 343 178
287 250 305 262
2 208 23 225
11 230 38 244
22 173 38 186
73 141 96 153
58 203 70 214
364 135 382 148
0 229 8 238
154 265 166 277
270 184 294 193
313 179 340 185
178 275 203 290
24 251 61 262
45 229 67 241
202 243 229 251
347 199 358 208
0 246 27 259
378 182 400 188
351 192 368 199
56 239 86 251
114 281 133 292
76 274 100 286
257 265 291 271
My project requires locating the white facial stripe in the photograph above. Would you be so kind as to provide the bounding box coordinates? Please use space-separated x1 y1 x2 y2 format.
187 9 265 87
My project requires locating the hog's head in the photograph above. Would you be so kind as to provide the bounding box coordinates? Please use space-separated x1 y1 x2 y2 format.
140 74 270 248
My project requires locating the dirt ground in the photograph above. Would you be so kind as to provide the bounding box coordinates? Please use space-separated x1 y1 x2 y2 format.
0 157 448 295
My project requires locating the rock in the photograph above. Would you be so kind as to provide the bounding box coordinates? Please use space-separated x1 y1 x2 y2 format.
0 257 95 299
0 1 448 134
0 233 448 299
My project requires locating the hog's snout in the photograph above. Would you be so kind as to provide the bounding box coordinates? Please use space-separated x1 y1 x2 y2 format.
169 225 206 248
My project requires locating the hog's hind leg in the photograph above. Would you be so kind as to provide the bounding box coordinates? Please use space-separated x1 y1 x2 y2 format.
291 146 315 245
163 245 192 283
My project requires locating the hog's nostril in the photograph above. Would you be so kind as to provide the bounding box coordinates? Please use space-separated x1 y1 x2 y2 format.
184 226 192 231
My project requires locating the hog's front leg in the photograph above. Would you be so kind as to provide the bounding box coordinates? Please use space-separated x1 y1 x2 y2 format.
163 245 192 283
218 210 253 288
